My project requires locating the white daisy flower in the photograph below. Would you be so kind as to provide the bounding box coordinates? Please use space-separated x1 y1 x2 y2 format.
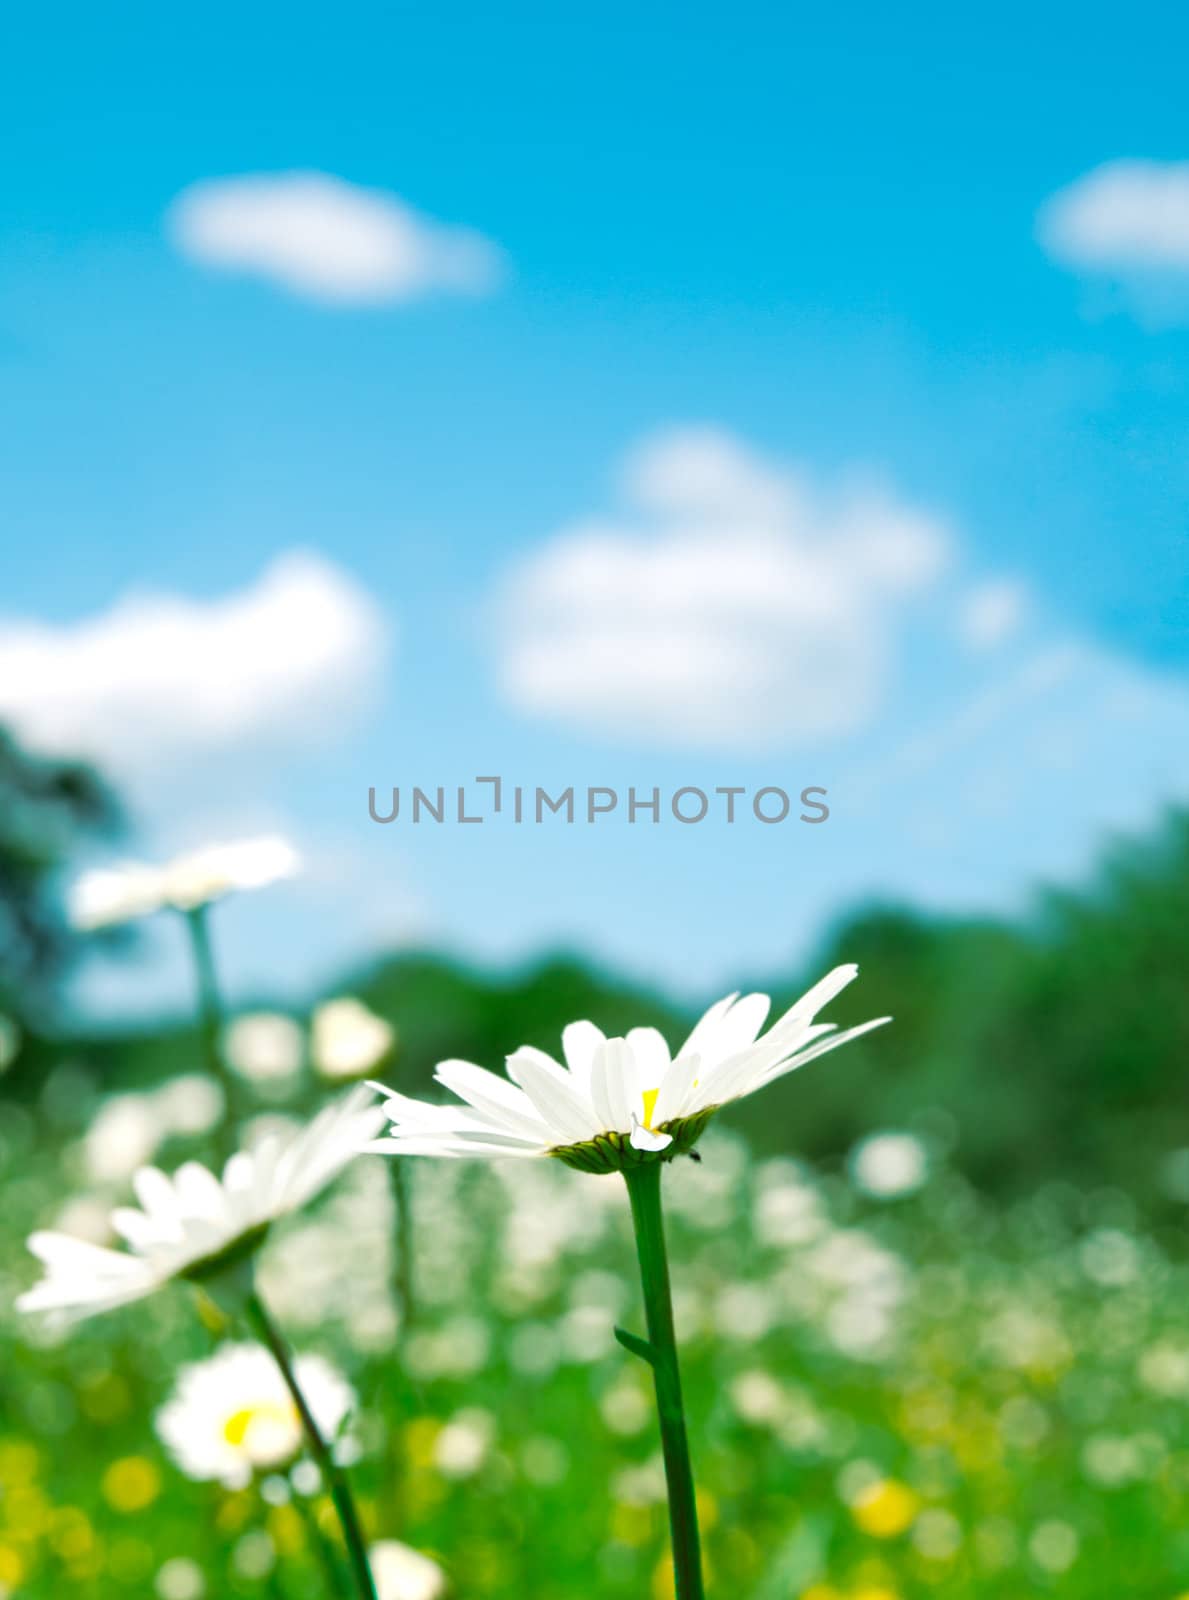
312 997 396 1081
366 965 888 1173
370 1540 448 1600
18 1087 385 1324
156 1342 356 1490
224 1013 305 1083
69 835 300 930
84 1092 172 1184
849 1130 929 1199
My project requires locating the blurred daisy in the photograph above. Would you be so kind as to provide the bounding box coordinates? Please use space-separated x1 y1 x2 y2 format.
156 1342 355 1489
84 1092 170 1184
313 997 396 1081
224 1013 305 1083
18 1087 384 1324
83 1078 226 1185
69 835 299 930
369 1540 448 1600
154 1074 225 1136
367 965 887 1172
849 1132 929 1199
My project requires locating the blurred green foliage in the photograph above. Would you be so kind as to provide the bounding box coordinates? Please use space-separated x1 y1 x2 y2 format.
342 808 1189 1207
4 764 1189 1599
4 1122 1189 1599
0 725 120 1021
9 805 1189 1207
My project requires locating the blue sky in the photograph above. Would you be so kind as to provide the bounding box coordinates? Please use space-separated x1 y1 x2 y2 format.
3 2 1188 1015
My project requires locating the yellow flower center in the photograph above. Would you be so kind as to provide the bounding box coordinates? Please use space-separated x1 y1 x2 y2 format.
641 1087 659 1129
223 1402 294 1448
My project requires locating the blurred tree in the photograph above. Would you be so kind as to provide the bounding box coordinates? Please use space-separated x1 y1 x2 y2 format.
737 809 1189 1204
0 723 121 1020
20 783 1189 1210
353 950 688 1093
334 813 1189 1206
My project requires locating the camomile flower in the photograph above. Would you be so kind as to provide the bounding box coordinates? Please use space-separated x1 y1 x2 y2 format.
367 964 888 1172
83 1092 171 1184
224 1013 305 1083
369 1540 448 1600
156 1343 356 1489
18 1087 385 1324
849 1131 929 1199
312 997 396 1081
69 835 300 930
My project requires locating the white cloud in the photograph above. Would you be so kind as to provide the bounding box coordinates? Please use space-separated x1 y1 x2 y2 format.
168 172 504 305
1038 160 1189 322
957 578 1029 651
1039 160 1189 272
0 551 391 773
493 427 951 750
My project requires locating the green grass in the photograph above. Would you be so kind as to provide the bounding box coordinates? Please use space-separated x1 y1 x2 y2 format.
4 1086 1189 1600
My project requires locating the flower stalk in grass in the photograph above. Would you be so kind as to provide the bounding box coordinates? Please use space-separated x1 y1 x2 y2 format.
246 1289 377 1600
311 998 412 1331
293 1484 352 1600
389 1159 416 1330
18 1088 387 1599
366 964 891 1599
618 1158 703 1599
68 835 301 1154
182 902 240 1157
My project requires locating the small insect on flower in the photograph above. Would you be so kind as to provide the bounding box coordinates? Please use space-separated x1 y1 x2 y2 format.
365 964 888 1173
69 835 300 930
156 1343 356 1490
17 1087 386 1325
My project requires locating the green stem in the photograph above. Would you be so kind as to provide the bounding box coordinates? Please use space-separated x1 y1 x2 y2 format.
246 1290 377 1600
182 903 239 1158
389 1158 415 1330
292 1483 350 1599
622 1161 705 1600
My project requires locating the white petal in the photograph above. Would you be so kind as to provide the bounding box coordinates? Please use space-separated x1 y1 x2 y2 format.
650 1053 701 1127
561 1021 605 1090
174 1162 231 1228
374 1088 477 1132
629 1116 672 1152
505 1049 602 1144
19 1233 160 1324
222 1151 256 1195
715 994 772 1058
434 1060 551 1140
26 1232 135 1274
110 1208 164 1251
274 1086 384 1214
365 1131 547 1159
589 1038 636 1134
677 993 738 1060
691 1025 836 1111
17 1274 157 1321
767 964 859 1038
754 1016 891 1090
679 993 770 1071
626 1027 670 1092
132 1166 180 1227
